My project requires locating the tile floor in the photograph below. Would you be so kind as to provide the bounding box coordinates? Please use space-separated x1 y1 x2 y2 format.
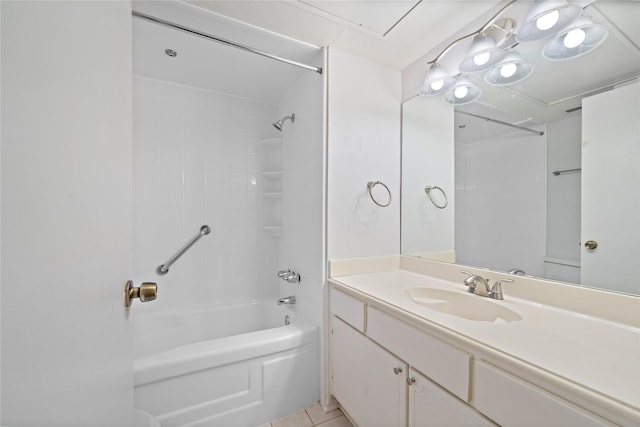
260 398 353 427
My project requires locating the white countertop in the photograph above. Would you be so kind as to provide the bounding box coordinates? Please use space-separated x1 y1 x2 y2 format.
330 269 640 413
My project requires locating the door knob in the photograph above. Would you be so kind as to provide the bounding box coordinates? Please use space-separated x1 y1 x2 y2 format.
584 240 598 250
393 367 403 375
124 280 157 308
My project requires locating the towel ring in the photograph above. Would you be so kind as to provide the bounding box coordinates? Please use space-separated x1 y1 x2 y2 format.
425 185 448 209
367 181 391 207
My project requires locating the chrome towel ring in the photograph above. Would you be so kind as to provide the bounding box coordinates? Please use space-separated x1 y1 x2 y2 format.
367 181 391 207
425 185 448 209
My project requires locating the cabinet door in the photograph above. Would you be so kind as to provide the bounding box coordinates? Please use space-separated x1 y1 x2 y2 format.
409 369 495 427
332 316 407 427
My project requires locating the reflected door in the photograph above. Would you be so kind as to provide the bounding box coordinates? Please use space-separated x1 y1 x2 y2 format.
581 82 640 294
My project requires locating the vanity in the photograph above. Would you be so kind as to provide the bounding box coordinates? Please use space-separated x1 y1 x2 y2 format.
328 256 640 427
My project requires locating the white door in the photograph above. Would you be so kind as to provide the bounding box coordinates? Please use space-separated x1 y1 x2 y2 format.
581 82 640 294
408 368 494 427
1 2 135 424
332 317 407 427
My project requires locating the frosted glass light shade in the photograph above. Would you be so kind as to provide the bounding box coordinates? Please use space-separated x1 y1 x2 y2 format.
459 34 507 73
516 0 582 43
419 63 456 96
542 19 608 61
485 52 534 86
443 77 481 105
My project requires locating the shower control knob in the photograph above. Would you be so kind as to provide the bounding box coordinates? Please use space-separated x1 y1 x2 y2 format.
124 280 158 308
584 240 598 250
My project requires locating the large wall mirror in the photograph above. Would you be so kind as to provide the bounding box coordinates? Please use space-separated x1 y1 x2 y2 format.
401 0 639 295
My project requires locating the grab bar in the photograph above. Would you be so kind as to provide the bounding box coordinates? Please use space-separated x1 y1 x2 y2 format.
156 225 211 275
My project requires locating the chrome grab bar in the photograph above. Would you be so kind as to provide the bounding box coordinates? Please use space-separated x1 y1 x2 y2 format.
156 225 211 275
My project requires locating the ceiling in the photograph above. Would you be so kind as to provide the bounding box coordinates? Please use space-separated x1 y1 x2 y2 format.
134 1 640 125
185 0 504 70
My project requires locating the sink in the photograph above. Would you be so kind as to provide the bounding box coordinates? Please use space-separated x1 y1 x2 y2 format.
405 288 522 322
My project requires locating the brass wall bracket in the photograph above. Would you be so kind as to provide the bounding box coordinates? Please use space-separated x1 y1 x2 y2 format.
124 280 158 308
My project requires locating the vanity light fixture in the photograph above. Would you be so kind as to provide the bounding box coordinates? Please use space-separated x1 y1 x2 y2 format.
516 0 582 43
459 33 508 73
419 62 457 95
542 18 608 61
418 0 607 105
484 52 533 86
443 77 481 105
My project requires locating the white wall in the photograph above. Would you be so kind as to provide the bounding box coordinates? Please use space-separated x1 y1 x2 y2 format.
1 1 133 423
277 53 325 330
455 131 547 277
401 95 455 259
133 77 281 315
327 48 401 260
545 116 581 282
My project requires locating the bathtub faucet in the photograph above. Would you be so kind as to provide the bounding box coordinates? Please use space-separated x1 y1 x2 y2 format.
277 269 301 283
277 295 296 305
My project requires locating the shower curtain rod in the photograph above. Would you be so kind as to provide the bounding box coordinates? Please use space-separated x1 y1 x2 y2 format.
457 111 544 136
133 11 323 75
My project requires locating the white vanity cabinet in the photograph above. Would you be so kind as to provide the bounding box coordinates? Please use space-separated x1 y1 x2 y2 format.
331 288 490 427
328 283 629 426
332 316 408 427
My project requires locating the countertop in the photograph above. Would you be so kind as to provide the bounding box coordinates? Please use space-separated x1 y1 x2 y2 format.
330 269 640 416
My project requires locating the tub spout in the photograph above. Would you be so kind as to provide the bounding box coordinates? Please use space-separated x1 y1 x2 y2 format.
277 295 296 305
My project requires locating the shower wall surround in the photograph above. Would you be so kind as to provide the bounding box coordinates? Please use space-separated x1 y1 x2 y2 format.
133 76 281 312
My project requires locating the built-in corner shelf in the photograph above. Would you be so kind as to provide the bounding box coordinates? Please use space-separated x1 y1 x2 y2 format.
262 192 283 200
258 138 284 237
261 138 283 148
261 171 284 180
261 226 283 236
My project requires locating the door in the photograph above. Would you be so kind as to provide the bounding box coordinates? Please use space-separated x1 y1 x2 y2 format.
332 317 407 427
408 368 494 427
1 1 135 424
581 82 640 293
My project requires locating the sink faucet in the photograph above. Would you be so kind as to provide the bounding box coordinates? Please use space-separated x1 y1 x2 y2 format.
277 295 296 305
460 271 513 300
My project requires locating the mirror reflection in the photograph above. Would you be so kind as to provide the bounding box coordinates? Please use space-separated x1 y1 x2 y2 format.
401 0 639 295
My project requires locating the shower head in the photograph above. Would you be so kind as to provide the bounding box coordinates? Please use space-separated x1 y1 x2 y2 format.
272 113 295 131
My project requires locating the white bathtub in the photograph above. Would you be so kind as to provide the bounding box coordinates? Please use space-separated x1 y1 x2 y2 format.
133 300 319 427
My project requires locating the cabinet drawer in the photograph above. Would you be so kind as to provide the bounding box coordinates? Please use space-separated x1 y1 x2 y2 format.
330 287 366 332
367 306 470 401
473 361 610 426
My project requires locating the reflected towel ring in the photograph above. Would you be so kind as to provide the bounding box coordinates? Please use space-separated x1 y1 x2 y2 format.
367 181 392 207
425 186 448 209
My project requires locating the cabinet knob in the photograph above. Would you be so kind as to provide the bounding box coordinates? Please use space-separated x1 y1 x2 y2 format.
393 367 403 375
407 377 416 386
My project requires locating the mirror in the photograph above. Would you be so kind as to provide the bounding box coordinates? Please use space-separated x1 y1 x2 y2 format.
401 1 640 295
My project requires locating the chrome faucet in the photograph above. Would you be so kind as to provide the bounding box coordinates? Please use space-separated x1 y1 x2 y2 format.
277 269 301 283
277 295 296 305
460 271 513 300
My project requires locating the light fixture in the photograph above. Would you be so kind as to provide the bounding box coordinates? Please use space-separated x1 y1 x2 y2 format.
459 34 507 73
419 63 456 96
485 52 533 86
542 18 608 61
516 0 582 43
443 77 481 105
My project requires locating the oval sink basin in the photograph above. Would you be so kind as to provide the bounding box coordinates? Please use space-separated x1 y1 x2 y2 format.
405 288 522 323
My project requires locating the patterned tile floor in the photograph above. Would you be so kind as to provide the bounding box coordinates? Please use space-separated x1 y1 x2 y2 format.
259 398 353 427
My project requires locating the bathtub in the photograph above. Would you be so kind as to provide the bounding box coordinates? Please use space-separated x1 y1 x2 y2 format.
133 300 319 427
